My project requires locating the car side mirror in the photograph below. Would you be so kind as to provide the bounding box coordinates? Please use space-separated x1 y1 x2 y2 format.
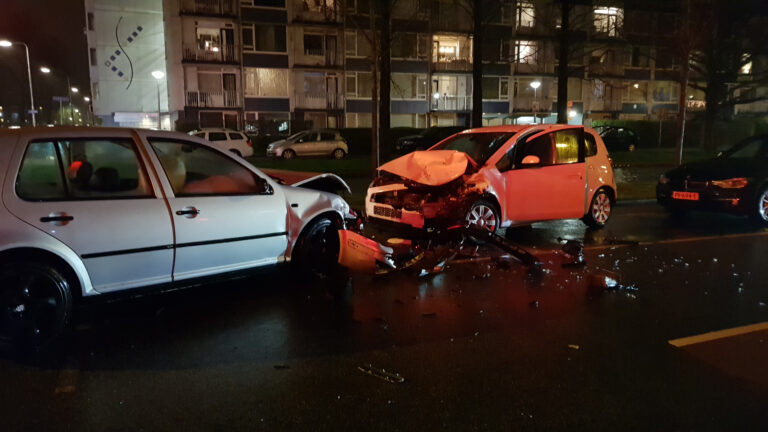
521 155 541 166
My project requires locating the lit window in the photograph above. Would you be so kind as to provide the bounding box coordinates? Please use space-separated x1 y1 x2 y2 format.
594 7 623 37
515 40 536 64
516 1 534 28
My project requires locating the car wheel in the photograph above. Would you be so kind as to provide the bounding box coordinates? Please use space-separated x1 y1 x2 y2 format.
332 148 346 159
750 186 768 227
465 200 500 233
282 149 296 160
229 149 242 157
0 262 73 348
292 217 342 277
583 189 612 228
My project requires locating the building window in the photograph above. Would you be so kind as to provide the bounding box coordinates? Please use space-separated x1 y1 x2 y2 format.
242 25 254 51
244 111 289 134
392 33 417 59
654 48 677 69
651 81 679 102
514 40 536 64
90 48 97 66
251 24 286 52
345 31 372 58
594 7 623 37
303 33 324 56
346 72 372 98
345 31 356 56
516 1 534 28
392 74 427 99
244 68 288 97
627 46 649 68
625 82 647 101
482 76 509 100
87 12 95 31
196 28 221 52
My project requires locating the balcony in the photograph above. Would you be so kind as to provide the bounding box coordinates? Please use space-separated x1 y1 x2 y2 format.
183 45 239 64
431 95 471 111
292 0 341 23
186 90 240 108
293 92 343 110
433 59 472 72
180 0 236 16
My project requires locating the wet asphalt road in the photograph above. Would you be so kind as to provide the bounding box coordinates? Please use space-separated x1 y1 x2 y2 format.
2 203 768 431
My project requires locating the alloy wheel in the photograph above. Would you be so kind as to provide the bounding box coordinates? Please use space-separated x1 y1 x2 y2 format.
466 203 498 232
592 192 611 225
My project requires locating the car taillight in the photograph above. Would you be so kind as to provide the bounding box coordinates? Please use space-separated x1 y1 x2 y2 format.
608 156 613 167
247 139 253 147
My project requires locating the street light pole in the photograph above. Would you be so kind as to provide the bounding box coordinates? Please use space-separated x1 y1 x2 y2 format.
151 71 165 130
0 40 36 126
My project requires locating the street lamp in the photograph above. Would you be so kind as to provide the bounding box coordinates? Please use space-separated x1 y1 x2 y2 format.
530 80 541 124
0 39 37 126
151 70 165 130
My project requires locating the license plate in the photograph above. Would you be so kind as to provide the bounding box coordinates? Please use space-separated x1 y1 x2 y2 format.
672 191 699 201
373 205 402 219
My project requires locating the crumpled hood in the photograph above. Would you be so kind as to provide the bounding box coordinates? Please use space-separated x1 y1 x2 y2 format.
377 150 469 186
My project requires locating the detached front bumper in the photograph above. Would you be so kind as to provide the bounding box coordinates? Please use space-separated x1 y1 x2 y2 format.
656 182 751 214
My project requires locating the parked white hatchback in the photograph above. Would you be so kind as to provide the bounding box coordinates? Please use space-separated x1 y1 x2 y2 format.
0 127 352 346
189 128 254 157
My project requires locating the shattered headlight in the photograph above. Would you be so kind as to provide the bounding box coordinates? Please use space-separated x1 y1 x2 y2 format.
711 177 748 189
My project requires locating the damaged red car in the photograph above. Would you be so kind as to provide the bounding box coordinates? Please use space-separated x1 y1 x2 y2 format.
366 125 616 233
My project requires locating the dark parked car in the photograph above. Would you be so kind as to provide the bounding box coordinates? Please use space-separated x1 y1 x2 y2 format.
656 134 768 226
596 126 639 151
394 127 466 154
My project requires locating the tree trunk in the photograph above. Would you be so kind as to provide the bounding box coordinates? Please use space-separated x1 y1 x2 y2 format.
471 0 484 128
378 0 391 160
370 1 379 176
556 0 570 124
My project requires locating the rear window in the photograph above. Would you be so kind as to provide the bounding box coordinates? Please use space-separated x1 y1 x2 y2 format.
209 132 227 141
431 132 515 165
585 132 598 157
228 133 244 140
320 132 336 141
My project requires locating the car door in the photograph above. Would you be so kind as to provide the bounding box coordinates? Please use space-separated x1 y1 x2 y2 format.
292 131 318 156
145 136 288 281
500 128 587 222
5 136 174 293
319 131 337 155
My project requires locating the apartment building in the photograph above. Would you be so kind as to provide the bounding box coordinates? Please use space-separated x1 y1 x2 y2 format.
87 0 728 132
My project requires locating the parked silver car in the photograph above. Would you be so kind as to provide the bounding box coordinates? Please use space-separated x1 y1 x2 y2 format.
0 127 353 346
266 129 349 159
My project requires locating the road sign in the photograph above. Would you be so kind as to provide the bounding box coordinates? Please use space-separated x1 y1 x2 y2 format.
52 96 69 102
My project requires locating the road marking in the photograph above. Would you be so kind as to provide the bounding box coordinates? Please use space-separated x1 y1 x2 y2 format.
54 356 79 394
668 322 768 348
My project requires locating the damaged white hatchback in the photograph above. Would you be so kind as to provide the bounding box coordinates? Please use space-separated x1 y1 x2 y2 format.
366 125 617 233
0 127 353 345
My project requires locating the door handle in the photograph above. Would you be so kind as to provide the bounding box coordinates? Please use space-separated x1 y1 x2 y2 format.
176 207 200 217
40 215 74 223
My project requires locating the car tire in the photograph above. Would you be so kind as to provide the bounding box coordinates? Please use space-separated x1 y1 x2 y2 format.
292 216 342 277
282 149 296 160
332 148 346 159
0 262 73 348
582 189 612 229
749 185 768 227
229 149 242 157
465 200 500 233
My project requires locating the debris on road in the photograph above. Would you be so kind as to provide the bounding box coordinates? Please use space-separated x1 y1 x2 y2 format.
568 344 580 350
357 364 406 384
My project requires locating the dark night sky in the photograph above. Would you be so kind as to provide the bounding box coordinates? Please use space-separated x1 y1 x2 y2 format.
0 0 89 124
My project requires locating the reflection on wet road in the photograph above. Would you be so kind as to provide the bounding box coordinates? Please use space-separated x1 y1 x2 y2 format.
1 203 767 430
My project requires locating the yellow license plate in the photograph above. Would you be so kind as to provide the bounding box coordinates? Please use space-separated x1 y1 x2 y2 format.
672 191 699 201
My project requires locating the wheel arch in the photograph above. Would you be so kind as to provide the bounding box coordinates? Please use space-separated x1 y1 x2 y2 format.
0 247 85 300
286 210 344 261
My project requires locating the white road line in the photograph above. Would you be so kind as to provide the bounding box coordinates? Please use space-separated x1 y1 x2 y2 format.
668 322 768 348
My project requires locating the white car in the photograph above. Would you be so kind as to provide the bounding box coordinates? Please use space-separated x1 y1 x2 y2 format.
189 128 254 157
0 127 353 346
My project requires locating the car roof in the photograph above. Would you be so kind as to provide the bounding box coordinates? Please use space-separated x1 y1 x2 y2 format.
0 126 217 143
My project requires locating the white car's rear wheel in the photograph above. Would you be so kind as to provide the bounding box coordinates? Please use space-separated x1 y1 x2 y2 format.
0 262 73 348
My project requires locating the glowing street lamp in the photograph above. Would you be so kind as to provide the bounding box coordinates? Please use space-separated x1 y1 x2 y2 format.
40 66 51 74
0 39 37 126
71 87 79 93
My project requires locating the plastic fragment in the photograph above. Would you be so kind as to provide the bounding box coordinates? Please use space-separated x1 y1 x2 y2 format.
357 364 405 384
568 344 580 350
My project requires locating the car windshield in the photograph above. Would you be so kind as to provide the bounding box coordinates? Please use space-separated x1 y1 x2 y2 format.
287 131 307 141
430 132 515 165
723 136 768 159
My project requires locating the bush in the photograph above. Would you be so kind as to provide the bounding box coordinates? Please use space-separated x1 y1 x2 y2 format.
591 118 768 150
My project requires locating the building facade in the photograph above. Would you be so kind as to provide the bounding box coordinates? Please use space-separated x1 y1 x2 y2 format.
88 0 766 132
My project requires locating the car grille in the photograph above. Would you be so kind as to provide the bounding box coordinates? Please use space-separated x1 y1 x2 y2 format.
373 205 402 219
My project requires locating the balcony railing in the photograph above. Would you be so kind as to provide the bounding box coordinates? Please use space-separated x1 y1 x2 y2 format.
293 92 343 110
186 90 240 108
292 0 341 22
431 95 472 111
183 45 238 63
181 0 236 15
433 59 472 72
